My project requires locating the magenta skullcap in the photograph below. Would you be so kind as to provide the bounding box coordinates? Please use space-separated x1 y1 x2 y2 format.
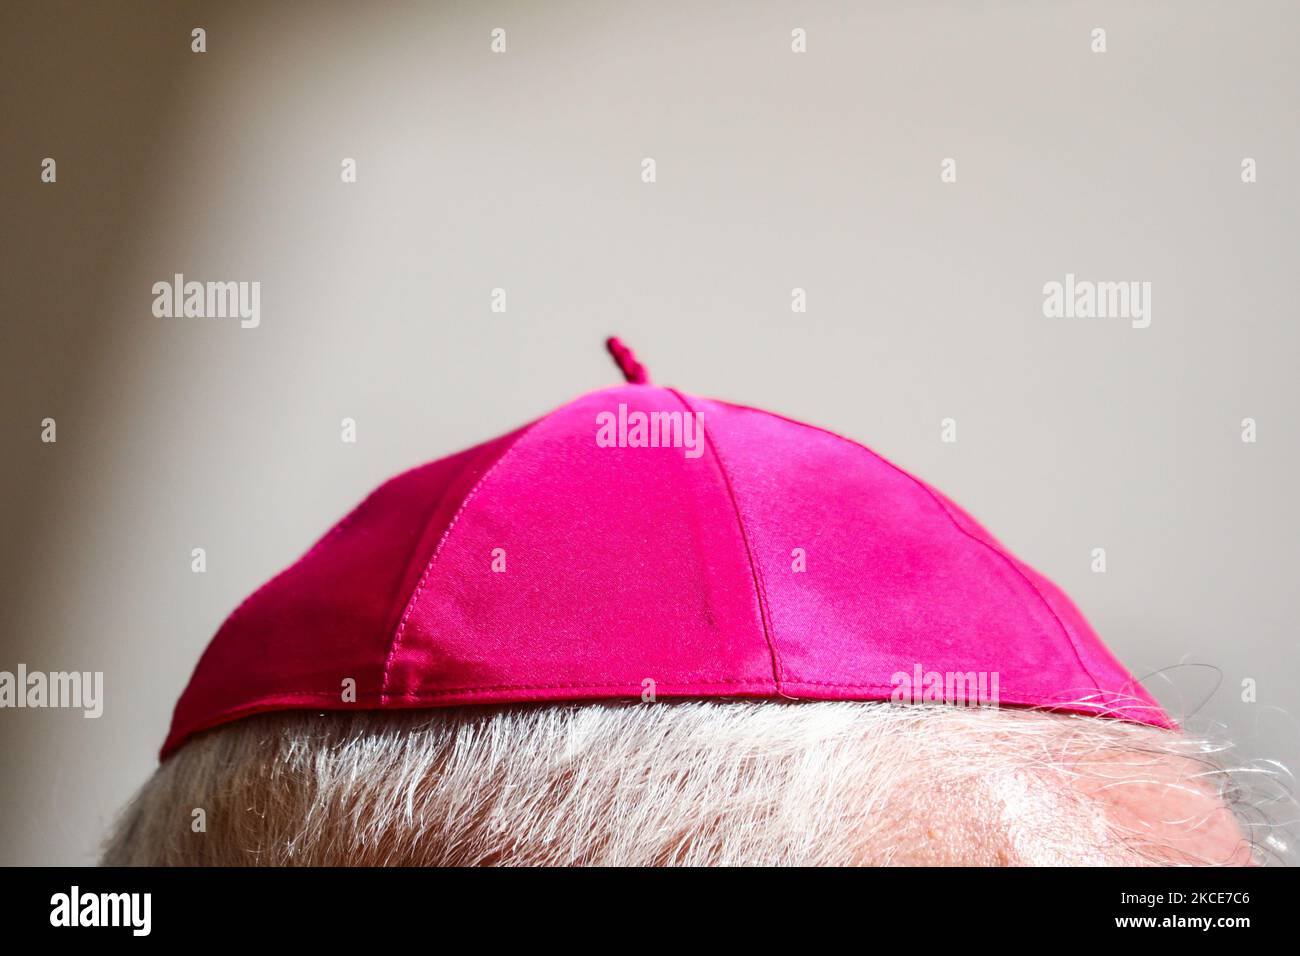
161 338 1172 758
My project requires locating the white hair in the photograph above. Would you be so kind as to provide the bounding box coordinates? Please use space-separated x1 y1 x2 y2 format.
103 700 1294 866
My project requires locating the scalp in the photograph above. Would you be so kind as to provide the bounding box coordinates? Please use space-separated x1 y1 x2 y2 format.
105 700 1284 866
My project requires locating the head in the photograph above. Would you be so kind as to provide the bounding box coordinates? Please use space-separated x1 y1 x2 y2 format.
114 346 1292 866
104 699 1290 866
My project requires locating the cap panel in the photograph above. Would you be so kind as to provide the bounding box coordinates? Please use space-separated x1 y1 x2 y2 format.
160 432 524 758
383 386 774 701
917 484 1171 724
686 397 1165 721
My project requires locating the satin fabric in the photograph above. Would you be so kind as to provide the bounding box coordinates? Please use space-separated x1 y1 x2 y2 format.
161 384 1172 759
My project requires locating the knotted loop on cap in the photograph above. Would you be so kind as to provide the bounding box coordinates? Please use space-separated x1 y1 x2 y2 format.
605 336 651 385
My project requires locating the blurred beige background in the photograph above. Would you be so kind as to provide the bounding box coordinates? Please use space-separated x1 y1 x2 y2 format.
2 0 1297 865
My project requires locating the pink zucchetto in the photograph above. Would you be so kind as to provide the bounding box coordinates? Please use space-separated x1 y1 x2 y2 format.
161 338 1171 759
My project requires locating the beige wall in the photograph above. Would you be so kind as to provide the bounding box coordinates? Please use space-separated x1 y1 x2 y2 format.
2 0 1297 864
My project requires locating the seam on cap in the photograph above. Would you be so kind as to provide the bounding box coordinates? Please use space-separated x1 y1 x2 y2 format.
712 397 1107 695
370 457 480 674
668 388 785 692
380 419 542 704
